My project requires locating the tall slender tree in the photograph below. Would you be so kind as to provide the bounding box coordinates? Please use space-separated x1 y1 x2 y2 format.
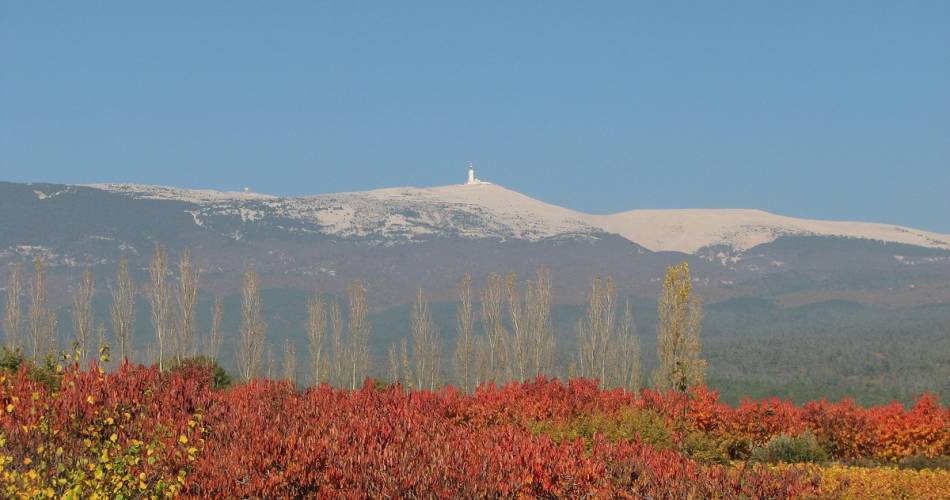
576 276 615 382
653 262 705 392
387 342 400 385
174 249 200 364
71 268 95 362
4 262 23 352
328 300 344 387
478 273 507 382
110 257 136 362
453 273 475 392
410 288 440 390
148 243 172 370
575 275 638 391
29 257 57 361
282 338 297 384
526 267 554 378
206 294 223 363
306 294 327 385
506 273 528 381
605 299 640 392
345 281 370 390
238 263 267 382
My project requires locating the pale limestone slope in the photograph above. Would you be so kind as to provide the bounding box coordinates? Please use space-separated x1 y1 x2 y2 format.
588 209 950 253
89 182 950 253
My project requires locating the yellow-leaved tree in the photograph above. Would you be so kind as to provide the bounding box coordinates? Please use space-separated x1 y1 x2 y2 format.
653 261 706 392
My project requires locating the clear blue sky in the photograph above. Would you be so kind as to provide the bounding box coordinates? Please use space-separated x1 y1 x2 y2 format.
2 2 948 232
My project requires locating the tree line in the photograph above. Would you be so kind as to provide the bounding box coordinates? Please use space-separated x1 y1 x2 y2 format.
2 243 706 393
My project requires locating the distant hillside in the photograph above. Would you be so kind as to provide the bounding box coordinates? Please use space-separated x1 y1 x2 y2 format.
2 179 949 404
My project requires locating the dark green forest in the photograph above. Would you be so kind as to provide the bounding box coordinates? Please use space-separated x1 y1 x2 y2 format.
60 289 950 407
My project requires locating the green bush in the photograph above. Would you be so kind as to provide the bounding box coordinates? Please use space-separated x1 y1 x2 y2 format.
680 431 731 464
167 355 234 389
0 347 62 390
750 432 829 464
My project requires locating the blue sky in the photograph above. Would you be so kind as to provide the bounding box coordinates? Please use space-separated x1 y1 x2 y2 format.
2 2 948 231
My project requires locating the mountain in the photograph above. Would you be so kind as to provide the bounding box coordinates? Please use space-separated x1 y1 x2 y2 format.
3 178 950 309
2 178 949 404
88 181 950 252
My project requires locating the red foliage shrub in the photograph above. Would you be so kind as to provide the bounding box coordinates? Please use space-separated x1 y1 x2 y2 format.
3 367 947 497
184 379 819 498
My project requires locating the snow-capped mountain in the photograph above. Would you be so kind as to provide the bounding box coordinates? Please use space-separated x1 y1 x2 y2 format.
89 180 950 253
3 178 949 309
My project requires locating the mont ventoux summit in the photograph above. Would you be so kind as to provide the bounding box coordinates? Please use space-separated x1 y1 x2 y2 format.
1 165 949 403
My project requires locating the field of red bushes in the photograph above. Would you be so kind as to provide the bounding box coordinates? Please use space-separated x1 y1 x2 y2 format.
2 362 949 498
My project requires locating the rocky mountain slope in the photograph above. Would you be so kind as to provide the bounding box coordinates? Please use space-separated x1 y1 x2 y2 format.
1 179 949 310
89 181 950 252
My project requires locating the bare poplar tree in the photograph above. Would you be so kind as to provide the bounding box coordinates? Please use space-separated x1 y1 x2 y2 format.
346 281 370 390
206 295 223 362
473 337 490 389
453 273 475 392
387 342 400 385
174 249 200 364
400 337 412 387
615 299 641 392
148 243 172 370
238 264 267 381
410 288 440 390
328 300 344 387
526 267 554 378
71 268 95 362
306 294 327 385
579 276 614 382
576 275 640 390
4 262 23 352
653 262 705 392
505 273 528 381
282 338 296 384
29 257 57 361
110 257 136 362
478 273 507 382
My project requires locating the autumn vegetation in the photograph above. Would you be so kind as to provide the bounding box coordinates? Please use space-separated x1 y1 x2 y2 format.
1 247 949 497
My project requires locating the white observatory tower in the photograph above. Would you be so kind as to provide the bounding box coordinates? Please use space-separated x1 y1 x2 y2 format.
464 163 490 185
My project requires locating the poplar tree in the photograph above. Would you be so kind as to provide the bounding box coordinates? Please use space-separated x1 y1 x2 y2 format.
206 295 223 363
653 262 705 392
307 294 327 385
29 257 57 361
72 268 95 362
576 275 640 391
174 249 200 364
478 273 507 382
238 263 267 381
4 262 23 352
410 288 440 390
148 243 172 370
110 257 136 362
453 273 475 392
346 281 370 390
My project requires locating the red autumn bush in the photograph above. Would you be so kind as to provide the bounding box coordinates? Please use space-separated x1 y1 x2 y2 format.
184 379 819 498
2 365 947 497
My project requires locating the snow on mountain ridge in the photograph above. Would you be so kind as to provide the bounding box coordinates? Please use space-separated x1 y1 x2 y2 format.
90 182 950 253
